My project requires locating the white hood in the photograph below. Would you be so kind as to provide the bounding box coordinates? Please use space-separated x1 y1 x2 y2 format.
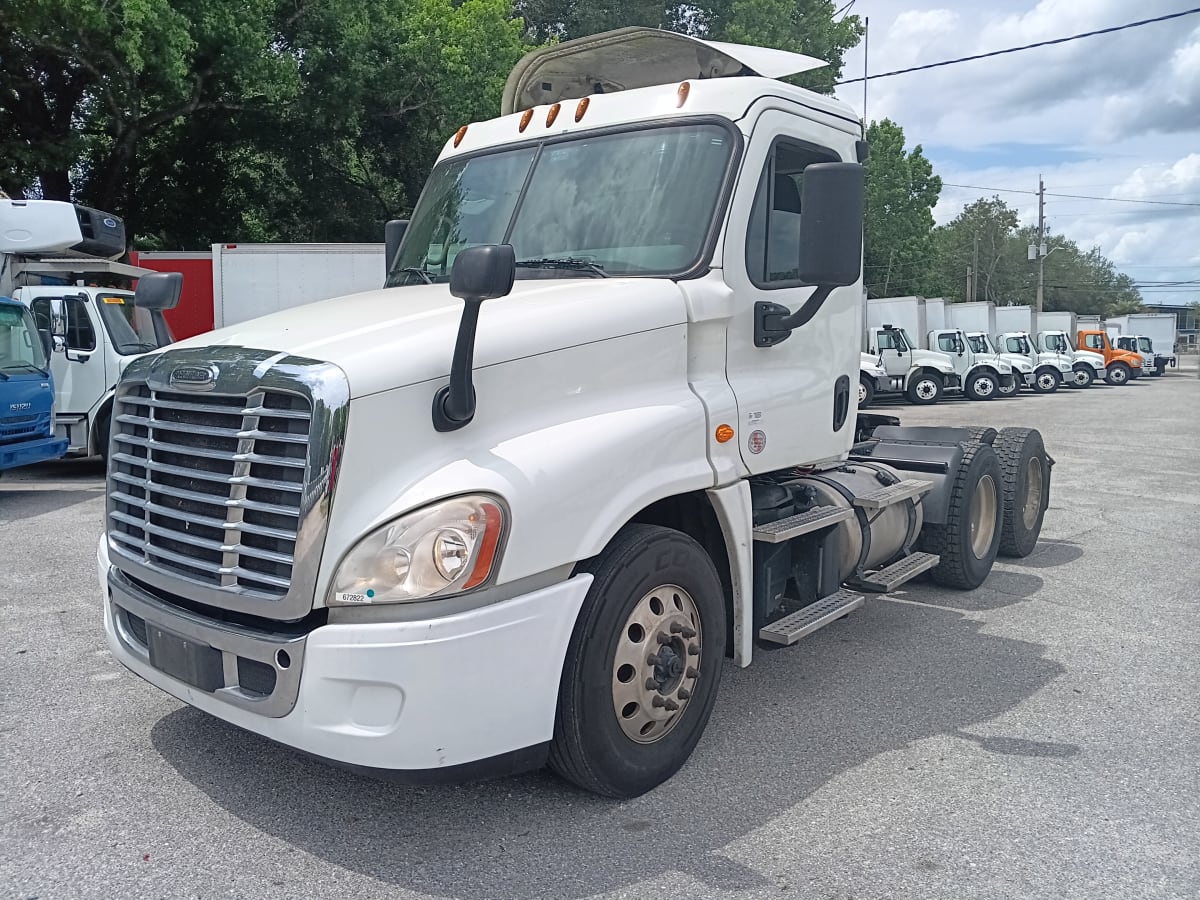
171 279 687 398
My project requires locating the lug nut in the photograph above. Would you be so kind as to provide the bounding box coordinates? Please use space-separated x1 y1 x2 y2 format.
647 654 659 665
687 666 700 678
656 632 672 645
677 688 691 700
663 698 680 711
645 678 658 690
688 643 700 656
680 626 697 639
652 695 667 708
670 622 682 634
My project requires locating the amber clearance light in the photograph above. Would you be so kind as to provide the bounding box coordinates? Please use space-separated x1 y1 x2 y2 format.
575 97 590 122
546 102 561 127
519 109 534 133
453 125 468 148
676 81 691 108
716 424 735 443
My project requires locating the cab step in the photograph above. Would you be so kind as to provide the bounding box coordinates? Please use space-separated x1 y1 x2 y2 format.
852 478 933 510
758 590 864 646
752 505 854 544
849 551 940 593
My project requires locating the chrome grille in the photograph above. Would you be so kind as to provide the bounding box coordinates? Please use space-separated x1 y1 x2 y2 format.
107 385 312 598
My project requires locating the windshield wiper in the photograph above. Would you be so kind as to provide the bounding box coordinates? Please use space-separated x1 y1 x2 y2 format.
397 267 435 284
515 258 608 278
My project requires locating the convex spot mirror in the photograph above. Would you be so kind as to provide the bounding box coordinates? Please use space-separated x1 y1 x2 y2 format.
797 162 865 287
134 271 182 310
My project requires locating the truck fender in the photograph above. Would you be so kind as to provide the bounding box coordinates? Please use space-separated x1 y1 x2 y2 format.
705 482 754 667
90 390 117 457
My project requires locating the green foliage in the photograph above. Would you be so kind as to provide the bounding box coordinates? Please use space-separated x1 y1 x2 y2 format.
928 197 1143 315
862 119 942 299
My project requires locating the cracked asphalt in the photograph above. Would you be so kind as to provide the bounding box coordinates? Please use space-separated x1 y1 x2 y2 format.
2 361 1198 899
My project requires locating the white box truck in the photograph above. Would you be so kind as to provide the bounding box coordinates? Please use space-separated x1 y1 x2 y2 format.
1107 313 1177 376
98 28 1055 798
941 300 1030 396
1034 311 1107 388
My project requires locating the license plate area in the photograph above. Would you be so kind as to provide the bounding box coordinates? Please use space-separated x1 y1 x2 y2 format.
146 625 224 692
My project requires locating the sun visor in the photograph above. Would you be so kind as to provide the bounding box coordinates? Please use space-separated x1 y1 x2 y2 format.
502 27 827 115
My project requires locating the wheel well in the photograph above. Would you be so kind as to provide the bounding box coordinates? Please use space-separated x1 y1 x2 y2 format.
630 492 735 655
972 365 1000 379
916 367 944 381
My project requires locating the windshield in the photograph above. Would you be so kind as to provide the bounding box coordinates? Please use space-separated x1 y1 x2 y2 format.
1138 337 1153 354
93 292 172 355
899 329 918 352
387 123 735 285
967 335 989 354
0 303 49 375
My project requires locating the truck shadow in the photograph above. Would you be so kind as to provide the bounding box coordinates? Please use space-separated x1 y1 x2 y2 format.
1005 539 1084 570
151 598 1068 898
908 569 1044 612
0 487 104 519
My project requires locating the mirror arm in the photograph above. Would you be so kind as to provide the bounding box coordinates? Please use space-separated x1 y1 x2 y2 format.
754 285 834 348
432 298 483 432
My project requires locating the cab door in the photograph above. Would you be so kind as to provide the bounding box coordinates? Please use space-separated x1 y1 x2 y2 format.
722 109 861 473
30 294 107 418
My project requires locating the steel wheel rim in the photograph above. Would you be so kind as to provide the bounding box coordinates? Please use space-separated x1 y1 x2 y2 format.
612 584 702 744
968 474 998 559
976 377 994 397
1022 457 1044 529
1112 368 1126 383
858 382 868 403
1038 373 1056 390
1074 369 1089 386
917 380 937 400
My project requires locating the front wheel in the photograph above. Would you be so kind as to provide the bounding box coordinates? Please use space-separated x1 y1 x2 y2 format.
859 374 875 409
917 443 1003 589
965 371 998 401
1033 369 1060 394
1071 365 1094 388
906 372 943 405
1105 362 1130 386
997 376 1019 397
549 524 726 798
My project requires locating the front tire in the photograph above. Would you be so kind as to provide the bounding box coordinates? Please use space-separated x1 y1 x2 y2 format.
1105 362 1130 386
997 376 1019 397
1071 365 1094 388
1033 369 1060 394
965 371 998 401
917 443 1003 589
549 524 726 798
859 374 875 409
906 372 943 405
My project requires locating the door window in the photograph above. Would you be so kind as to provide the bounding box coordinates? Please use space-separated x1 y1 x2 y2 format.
1084 334 1104 350
64 297 96 351
937 334 959 353
745 141 838 287
876 331 898 351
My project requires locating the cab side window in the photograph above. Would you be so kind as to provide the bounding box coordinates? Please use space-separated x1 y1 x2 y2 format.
876 331 897 351
1007 337 1023 353
1084 334 1104 350
746 141 838 287
30 298 53 334
64 297 96 351
937 334 957 353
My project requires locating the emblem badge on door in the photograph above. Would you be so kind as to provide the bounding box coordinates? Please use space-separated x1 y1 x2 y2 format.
748 429 766 454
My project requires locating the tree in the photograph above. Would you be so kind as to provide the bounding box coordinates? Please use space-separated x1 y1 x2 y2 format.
930 197 1022 303
862 119 942 298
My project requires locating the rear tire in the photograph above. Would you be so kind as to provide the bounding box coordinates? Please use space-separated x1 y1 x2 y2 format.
1105 362 1130 386
994 428 1051 558
906 372 942 405
1032 369 1059 393
859 374 875 409
917 443 1003 589
549 524 726 798
1071 365 1094 388
965 371 998 401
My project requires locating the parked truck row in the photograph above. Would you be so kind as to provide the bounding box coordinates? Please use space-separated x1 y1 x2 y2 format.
858 296 1178 408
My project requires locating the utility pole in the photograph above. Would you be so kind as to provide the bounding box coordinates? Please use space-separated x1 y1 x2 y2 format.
966 265 973 302
972 231 980 302
863 17 869 124
1036 175 1046 313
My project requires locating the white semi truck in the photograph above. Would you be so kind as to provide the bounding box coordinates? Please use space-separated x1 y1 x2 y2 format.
98 28 1054 798
1 200 180 457
1033 311 1107 388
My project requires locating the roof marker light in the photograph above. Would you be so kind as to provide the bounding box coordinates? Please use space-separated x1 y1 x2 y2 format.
519 109 534 132
546 102 561 127
453 125 468 148
676 81 691 108
575 97 590 122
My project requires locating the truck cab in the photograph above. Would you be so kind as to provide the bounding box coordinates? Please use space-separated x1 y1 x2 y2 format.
1 200 179 457
1077 330 1141 385
1114 335 1170 377
995 332 1073 393
1035 330 1106 388
0 296 69 471
97 28 1052 798
866 324 960 404
927 327 1015 400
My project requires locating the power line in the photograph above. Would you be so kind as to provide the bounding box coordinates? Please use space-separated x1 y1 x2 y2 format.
837 7 1200 85
942 183 1200 208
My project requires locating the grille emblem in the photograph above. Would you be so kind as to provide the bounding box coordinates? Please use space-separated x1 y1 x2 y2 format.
169 364 219 391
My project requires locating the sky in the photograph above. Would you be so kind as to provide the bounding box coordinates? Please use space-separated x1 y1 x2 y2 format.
831 0 1200 307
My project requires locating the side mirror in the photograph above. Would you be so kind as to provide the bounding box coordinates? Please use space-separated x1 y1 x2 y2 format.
385 219 409 272
134 271 182 310
755 162 864 348
796 162 865 287
433 244 516 432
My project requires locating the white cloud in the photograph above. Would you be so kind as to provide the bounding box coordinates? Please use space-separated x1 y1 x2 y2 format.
836 0 1200 304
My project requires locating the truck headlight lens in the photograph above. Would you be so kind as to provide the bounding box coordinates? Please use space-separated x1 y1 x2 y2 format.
330 495 507 605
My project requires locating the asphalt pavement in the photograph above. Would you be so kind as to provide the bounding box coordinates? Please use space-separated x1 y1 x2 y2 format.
2 365 1198 899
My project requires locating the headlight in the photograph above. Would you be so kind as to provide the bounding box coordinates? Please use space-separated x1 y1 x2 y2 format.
330 495 507 605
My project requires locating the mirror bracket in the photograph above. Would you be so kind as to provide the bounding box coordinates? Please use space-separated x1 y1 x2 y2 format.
754 286 834 348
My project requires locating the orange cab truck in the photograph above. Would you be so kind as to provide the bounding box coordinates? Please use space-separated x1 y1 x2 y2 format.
1077 330 1142 385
